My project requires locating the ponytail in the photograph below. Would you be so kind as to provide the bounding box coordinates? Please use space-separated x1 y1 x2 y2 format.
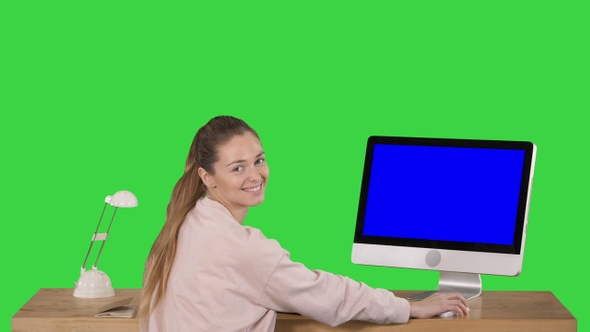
138 164 206 322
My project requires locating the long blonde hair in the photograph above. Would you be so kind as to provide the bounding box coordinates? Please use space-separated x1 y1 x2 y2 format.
138 116 259 324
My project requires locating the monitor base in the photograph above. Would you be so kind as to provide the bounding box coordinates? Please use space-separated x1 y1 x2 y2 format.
407 271 482 301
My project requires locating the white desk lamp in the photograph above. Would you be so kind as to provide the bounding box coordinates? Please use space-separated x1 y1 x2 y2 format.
74 190 138 298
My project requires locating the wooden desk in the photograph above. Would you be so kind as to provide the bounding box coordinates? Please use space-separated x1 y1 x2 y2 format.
12 289 140 332
12 289 577 331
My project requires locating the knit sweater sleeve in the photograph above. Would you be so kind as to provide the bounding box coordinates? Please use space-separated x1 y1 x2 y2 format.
258 252 411 326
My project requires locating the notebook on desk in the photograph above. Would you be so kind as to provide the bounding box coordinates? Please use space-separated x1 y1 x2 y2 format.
95 297 136 318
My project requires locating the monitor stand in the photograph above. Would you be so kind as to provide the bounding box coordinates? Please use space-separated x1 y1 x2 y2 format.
407 271 482 301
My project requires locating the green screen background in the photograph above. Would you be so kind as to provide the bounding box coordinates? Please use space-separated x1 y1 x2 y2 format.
1 1 588 331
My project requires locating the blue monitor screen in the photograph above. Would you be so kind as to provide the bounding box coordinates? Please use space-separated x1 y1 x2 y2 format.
360 142 527 247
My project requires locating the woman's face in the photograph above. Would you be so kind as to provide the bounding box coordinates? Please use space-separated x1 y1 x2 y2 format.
202 131 269 220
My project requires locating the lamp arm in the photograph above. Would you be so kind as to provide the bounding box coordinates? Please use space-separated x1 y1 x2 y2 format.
93 207 118 269
81 203 109 272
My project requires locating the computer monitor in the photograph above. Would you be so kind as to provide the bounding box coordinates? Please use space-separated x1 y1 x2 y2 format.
351 136 536 300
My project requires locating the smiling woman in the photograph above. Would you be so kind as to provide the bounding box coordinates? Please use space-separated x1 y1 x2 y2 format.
138 115 468 332
198 132 269 223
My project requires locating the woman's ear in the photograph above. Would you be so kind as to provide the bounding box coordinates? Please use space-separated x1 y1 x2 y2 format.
198 167 216 188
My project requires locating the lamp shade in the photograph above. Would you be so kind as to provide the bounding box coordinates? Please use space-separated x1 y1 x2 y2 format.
106 190 138 208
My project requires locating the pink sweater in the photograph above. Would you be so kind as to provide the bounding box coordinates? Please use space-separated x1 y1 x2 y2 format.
147 197 410 331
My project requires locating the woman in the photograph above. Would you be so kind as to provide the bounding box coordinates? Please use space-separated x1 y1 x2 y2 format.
139 115 468 331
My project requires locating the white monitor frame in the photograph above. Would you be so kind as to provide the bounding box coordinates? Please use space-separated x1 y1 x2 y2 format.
351 136 536 300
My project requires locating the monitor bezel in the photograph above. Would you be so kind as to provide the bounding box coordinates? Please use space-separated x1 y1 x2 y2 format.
353 135 536 255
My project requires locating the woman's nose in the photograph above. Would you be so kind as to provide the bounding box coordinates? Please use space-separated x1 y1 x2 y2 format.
248 168 262 181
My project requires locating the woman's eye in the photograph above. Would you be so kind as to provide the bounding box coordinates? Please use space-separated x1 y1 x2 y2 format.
256 158 265 165
234 166 244 172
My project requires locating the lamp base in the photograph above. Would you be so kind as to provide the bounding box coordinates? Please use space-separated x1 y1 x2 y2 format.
74 268 115 298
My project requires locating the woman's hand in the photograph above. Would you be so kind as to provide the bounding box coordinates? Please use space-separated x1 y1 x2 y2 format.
409 292 469 318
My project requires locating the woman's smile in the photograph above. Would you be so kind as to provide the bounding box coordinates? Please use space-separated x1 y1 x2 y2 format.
242 183 263 193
